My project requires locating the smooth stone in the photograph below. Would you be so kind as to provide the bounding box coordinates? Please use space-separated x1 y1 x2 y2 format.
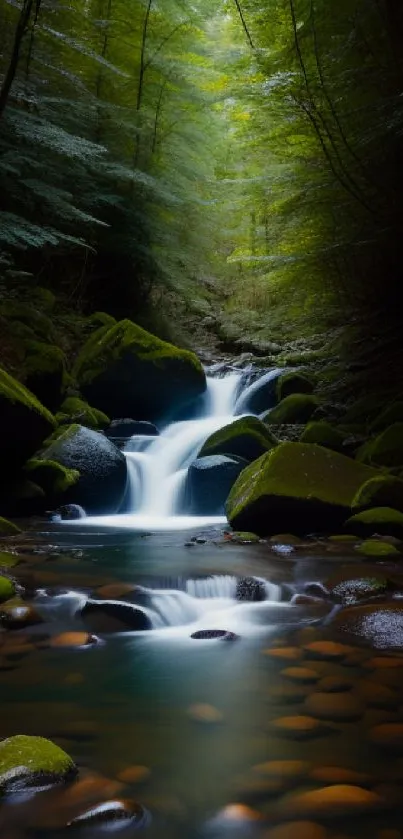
1 602 43 629
187 704 223 723
364 656 403 669
316 676 353 693
278 785 382 819
263 823 327 839
67 799 148 829
50 632 98 649
190 629 239 641
270 715 333 740
281 667 320 683
263 647 302 661
310 766 372 786
332 605 403 650
304 692 363 722
357 680 399 709
208 803 262 827
0 735 77 792
303 641 352 660
369 723 403 750
252 760 311 779
117 765 151 785
94 583 137 600
81 600 152 633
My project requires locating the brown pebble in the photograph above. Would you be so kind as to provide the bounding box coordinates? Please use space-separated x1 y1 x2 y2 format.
281 667 320 683
50 632 97 648
310 766 372 786
263 647 302 661
270 715 331 739
279 785 382 818
95 583 136 599
316 676 352 693
266 684 310 705
305 692 363 722
357 680 399 709
263 823 327 839
303 641 352 661
117 765 151 784
364 656 403 669
187 704 223 723
369 723 403 750
213 803 261 824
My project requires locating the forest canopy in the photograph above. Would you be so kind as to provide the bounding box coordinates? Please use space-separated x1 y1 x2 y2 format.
0 0 402 328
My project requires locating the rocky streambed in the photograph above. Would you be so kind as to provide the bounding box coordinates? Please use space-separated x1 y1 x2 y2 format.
1 526 403 838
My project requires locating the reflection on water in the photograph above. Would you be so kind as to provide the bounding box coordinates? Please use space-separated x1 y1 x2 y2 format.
1 527 403 838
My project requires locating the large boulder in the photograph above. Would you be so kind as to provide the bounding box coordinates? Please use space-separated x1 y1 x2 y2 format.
357 423 403 467
276 372 315 401
352 476 403 513
370 402 403 432
56 397 110 431
37 424 127 514
184 455 246 515
0 735 77 793
234 369 283 415
0 367 56 474
265 394 320 425
300 421 346 453
106 419 159 438
81 600 152 632
344 507 403 539
74 319 206 423
226 442 378 537
199 417 277 463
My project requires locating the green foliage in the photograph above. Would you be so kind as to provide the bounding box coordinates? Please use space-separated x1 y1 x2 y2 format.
0 517 21 536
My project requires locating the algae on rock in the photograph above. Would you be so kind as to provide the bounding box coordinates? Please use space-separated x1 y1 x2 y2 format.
276 372 315 401
345 507 403 539
57 397 109 430
357 423 403 468
0 735 77 792
352 476 403 513
265 394 320 425
199 416 277 462
300 421 346 453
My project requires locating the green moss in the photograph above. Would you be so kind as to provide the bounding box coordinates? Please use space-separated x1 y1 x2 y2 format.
231 531 260 543
345 507 403 539
31 287 56 311
0 517 21 536
265 394 320 425
0 735 76 792
226 442 379 537
0 552 20 568
24 342 66 379
342 395 386 426
42 423 81 448
0 576 15 602
87 312 116 329
276 372 315 402
370 403 403 432
300 421 346 453
26 459 80 496
357 423 403 467
200 416 277 462
1 302 54 340
269 533 302 545
59 397 109 430
355 540 400 557
328 534 358 543
352 476 403 513
0 368 56 426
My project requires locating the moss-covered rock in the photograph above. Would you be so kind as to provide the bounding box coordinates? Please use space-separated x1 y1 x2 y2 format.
57 397 109 430
231 531 261 543
370 403 403 432
38 424 127 514
199 417 277 462
226 442 378 537
74 319 206 422
352 476 403 513
1 302 54 341
0 552 20 568
0 576 15 602
25 459 80 498
0 735 77 792
355 540 400 557
276 372 315 402
87 312 117 330
342 395 386 427
299 421 346 453
24 341 67 411
265 394 320 425
31 287 56 312
328 574 388 604
0 517 21 536
345 507 403 539
0 367 56 473
357 424 403 468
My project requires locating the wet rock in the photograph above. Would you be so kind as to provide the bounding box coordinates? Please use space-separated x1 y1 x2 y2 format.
0 735 77 792
190 629 239 641
185 455 246 515
200 416 276 462
50 632 98 649
263 647 302 661
236 576 267 602
81 600 152 633
304 692 364 722
364 655 403 669
94 583 137 600
206 803 262 829
56 504 86 521
67 799 148 829
369 723 403 750
331 603 403 650
316 676 353 693
345 507 403 540
0 599 43 629
278 785 382 819
281 667 320 683
106 419 159 438
309 766 372 786
355 540 400 558
187 704 223 723
264 823 327 839
329 576 388 606
231 531 260 543
117 766 151 784
266 685 310 705
303 641 352 661
270 715 334 740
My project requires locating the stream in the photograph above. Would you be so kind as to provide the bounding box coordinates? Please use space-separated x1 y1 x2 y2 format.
1 371 403 838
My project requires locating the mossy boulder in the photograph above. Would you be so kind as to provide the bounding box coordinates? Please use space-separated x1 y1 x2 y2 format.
0 552 20 568
184 455 246 515
0 367 56 474
0 735 77 792
24 341 67 411
370 402 403 432
345 507 403 540
57 397 109 430
199 417 277 463
265 394 320 425
355 540 400 558
25 459 80 499
276 372 315 402
226 442 378 537
0 576 15 602
357 424 403 468
87 312 116 330
300 421 346 453
0 517 21 536
342 395 385 427
328 575 388 605
74 319 206 423
1 302 54 341
352 476 403 514
38 424 127 514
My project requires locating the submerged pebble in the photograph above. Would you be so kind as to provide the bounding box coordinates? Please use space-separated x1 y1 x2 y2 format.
187 704 223 723
270 715 334 740
304 692 364 722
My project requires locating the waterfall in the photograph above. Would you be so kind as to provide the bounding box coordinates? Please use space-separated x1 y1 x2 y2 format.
69 370 272 531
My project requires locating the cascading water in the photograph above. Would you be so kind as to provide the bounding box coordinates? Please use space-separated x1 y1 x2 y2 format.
68 369 277 531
